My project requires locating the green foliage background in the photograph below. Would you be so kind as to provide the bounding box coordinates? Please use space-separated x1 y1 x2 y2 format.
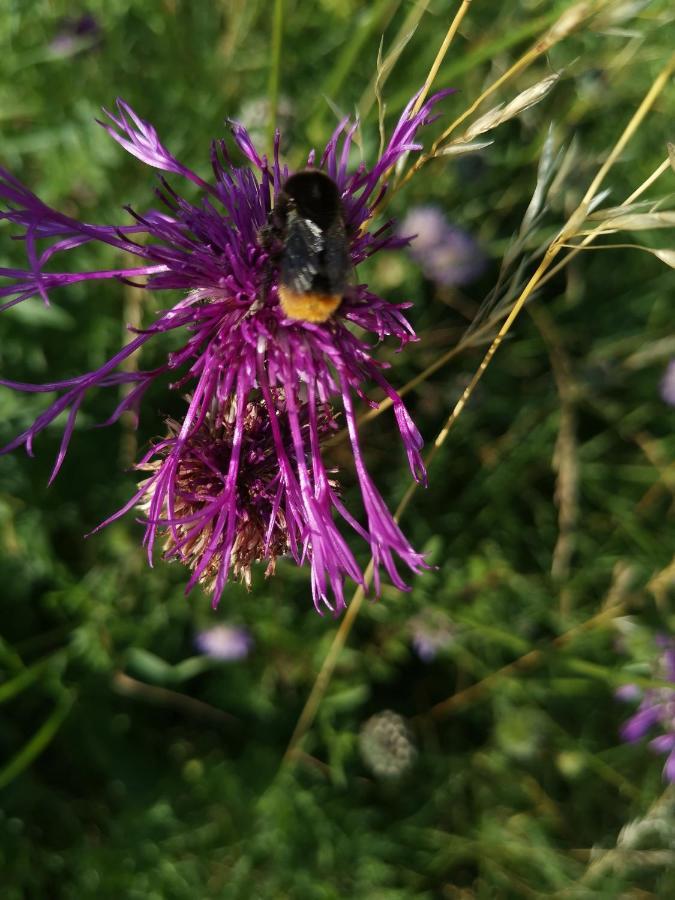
1 1 674 897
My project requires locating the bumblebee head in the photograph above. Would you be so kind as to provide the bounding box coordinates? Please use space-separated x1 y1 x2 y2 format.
282 170 341 230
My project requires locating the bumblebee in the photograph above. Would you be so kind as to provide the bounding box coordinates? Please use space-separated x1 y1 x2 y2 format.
266 169 351 324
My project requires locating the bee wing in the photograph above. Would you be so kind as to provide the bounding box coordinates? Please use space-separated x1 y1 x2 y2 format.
281 217 323 293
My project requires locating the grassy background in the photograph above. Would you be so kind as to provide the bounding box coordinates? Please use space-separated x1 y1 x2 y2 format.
1 1 674 896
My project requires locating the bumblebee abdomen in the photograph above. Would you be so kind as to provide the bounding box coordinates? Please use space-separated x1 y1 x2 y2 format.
278 286 342 323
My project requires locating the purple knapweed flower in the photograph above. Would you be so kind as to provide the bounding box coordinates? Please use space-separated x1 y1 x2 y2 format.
618 637 675 782
660 360 675 407
195 625 253 661
0 91 452 612
399 205 485 287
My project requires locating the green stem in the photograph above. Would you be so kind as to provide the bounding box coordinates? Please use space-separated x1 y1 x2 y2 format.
0 650 66 704
0 692 74 790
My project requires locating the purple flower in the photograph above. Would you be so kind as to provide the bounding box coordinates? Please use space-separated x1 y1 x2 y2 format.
409 610 455 662
0 91 452 612
618 637 675 782
49 14 102 58
195 625 253 661
399 205 485 286
660 360 675 407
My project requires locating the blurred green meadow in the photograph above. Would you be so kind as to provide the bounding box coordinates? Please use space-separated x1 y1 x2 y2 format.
1 0 675 896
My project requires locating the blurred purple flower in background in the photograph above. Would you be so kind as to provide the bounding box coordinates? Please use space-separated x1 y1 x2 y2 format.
49 13 102 58
0 91 452 612
660 360 675 406
409 610 455 662
195 625 253 661
399 205 486 287
618 636 675 782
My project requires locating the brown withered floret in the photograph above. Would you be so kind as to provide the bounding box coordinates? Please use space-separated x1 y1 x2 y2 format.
138 394 339 594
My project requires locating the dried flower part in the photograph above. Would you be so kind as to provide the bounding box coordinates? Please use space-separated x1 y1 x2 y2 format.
137 393 340 600
618 636 675 782
359 710 417 779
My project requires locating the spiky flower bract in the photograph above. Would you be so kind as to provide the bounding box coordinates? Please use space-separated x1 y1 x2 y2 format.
0 91 451 611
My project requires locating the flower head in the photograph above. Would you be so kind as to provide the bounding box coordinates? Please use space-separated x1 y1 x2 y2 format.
0 91 451 611
618 636 675 782
195 625 253 661
359 710 417 779
132 392 365 610
399 205 485 286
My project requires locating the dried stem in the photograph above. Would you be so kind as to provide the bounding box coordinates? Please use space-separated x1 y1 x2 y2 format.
426 574 628 721
410 0 473 116
340 146 673 445
533 151 673 290
394 0 607 194
358 0 432 120
281 562 372 767
530 307 579 611
624 156 671 205
112 672 237 725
